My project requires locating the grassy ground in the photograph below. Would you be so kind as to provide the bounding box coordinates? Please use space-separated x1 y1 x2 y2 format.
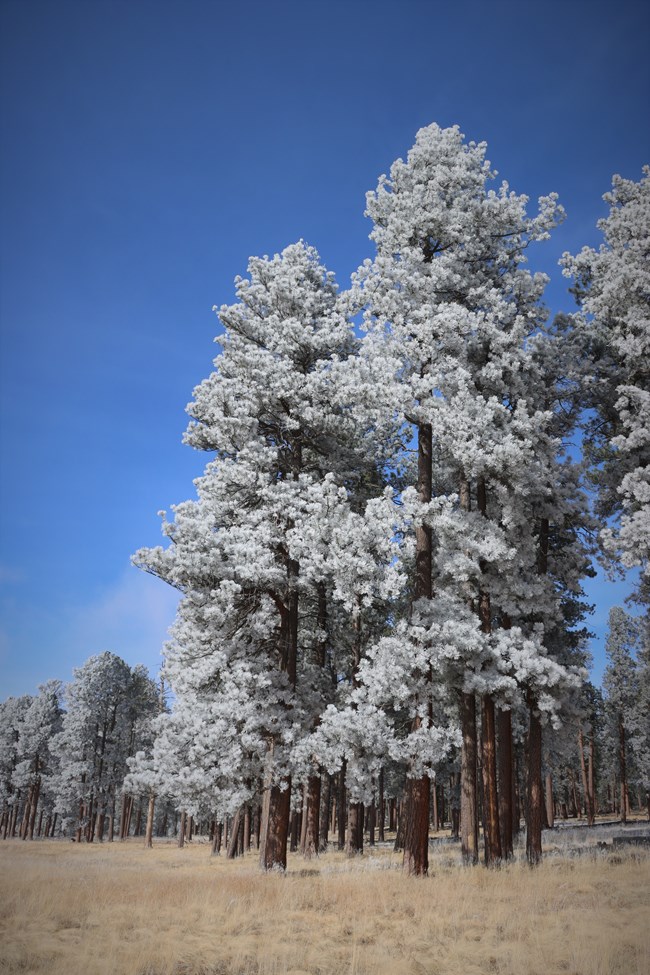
0 835 648 975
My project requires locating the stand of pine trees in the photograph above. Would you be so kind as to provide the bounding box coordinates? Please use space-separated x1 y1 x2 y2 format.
2 129 648 871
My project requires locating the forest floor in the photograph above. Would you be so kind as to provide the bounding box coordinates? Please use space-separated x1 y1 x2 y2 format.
1 821 649 975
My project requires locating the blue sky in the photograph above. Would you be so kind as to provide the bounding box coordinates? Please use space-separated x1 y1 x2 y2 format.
1 0 648 697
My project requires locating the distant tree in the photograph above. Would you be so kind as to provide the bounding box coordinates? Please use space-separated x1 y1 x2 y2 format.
12 681 62 840
50 652 158 840
0 695 32 838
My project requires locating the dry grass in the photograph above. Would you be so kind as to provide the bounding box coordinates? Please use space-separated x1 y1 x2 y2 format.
0 837 648 975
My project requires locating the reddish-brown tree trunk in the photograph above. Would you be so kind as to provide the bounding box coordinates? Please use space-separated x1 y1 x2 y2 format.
144 793 155 848
544 771 554 829
497 708 514 858
302 775 320 858
403 776 429 875
260 779 291 870
618 715 628 824
461 691 479 864
337 764 346 850
378 769 385 842
227 807 242 858
346 801 364 856
20 784 32 840
588 735 596 817
319 774 330 852
368 802 376 846
431 781 439 832
526 692 543 865
259 528 298 870
481 695 501 866
29 778 40 840
178 810 186 849
211 822 223 855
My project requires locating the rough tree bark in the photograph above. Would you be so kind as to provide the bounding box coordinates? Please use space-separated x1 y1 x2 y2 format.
526 690 543 865
337 764 346 850
618 715 628 824
497 708 514 859
177 810 186 849
319 774 330 852
346 801 364 856
144 792 155 848
461 691 479 864
544 771 555 829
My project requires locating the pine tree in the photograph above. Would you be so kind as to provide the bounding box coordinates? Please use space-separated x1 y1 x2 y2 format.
351 123 577 871
134 242 364 870
562 167 650 607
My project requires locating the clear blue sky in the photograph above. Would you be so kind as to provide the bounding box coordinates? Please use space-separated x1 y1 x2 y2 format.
1 0 648 697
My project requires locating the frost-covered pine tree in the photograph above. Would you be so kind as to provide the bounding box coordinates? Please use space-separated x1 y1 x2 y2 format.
351 123 575 871
562 167 650 606
50 652 158 841
0 695 33 838
135 242 367 870
12 680 62 840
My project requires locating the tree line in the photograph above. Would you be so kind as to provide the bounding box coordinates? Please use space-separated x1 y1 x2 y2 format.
1 124 648 873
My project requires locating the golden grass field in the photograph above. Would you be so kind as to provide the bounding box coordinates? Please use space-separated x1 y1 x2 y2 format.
0 836 648 975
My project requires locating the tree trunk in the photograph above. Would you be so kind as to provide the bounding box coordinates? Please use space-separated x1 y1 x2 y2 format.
289 809 300 853
27 779 40 841
178 810 186 849
302 775 320 858
403 776 429 875
346 801 364 856
481 694 501 866
227 808 242 858
368 802 376 846
20 784 32 840
497 709 514 858
431 782 439 833
526 692 543 865
337 764 346 850
319 774 330 852
259 526 298 871
544 771 554 829
211 822 223 855
394 800 405 851
588 735 596 817
461 691 479 864
378 768 385 842
144 793 155 848
618 714 628 824
95 810 105 842
9 794 20 838
260 780 291 870
243 804 251 853
578 728 595 826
